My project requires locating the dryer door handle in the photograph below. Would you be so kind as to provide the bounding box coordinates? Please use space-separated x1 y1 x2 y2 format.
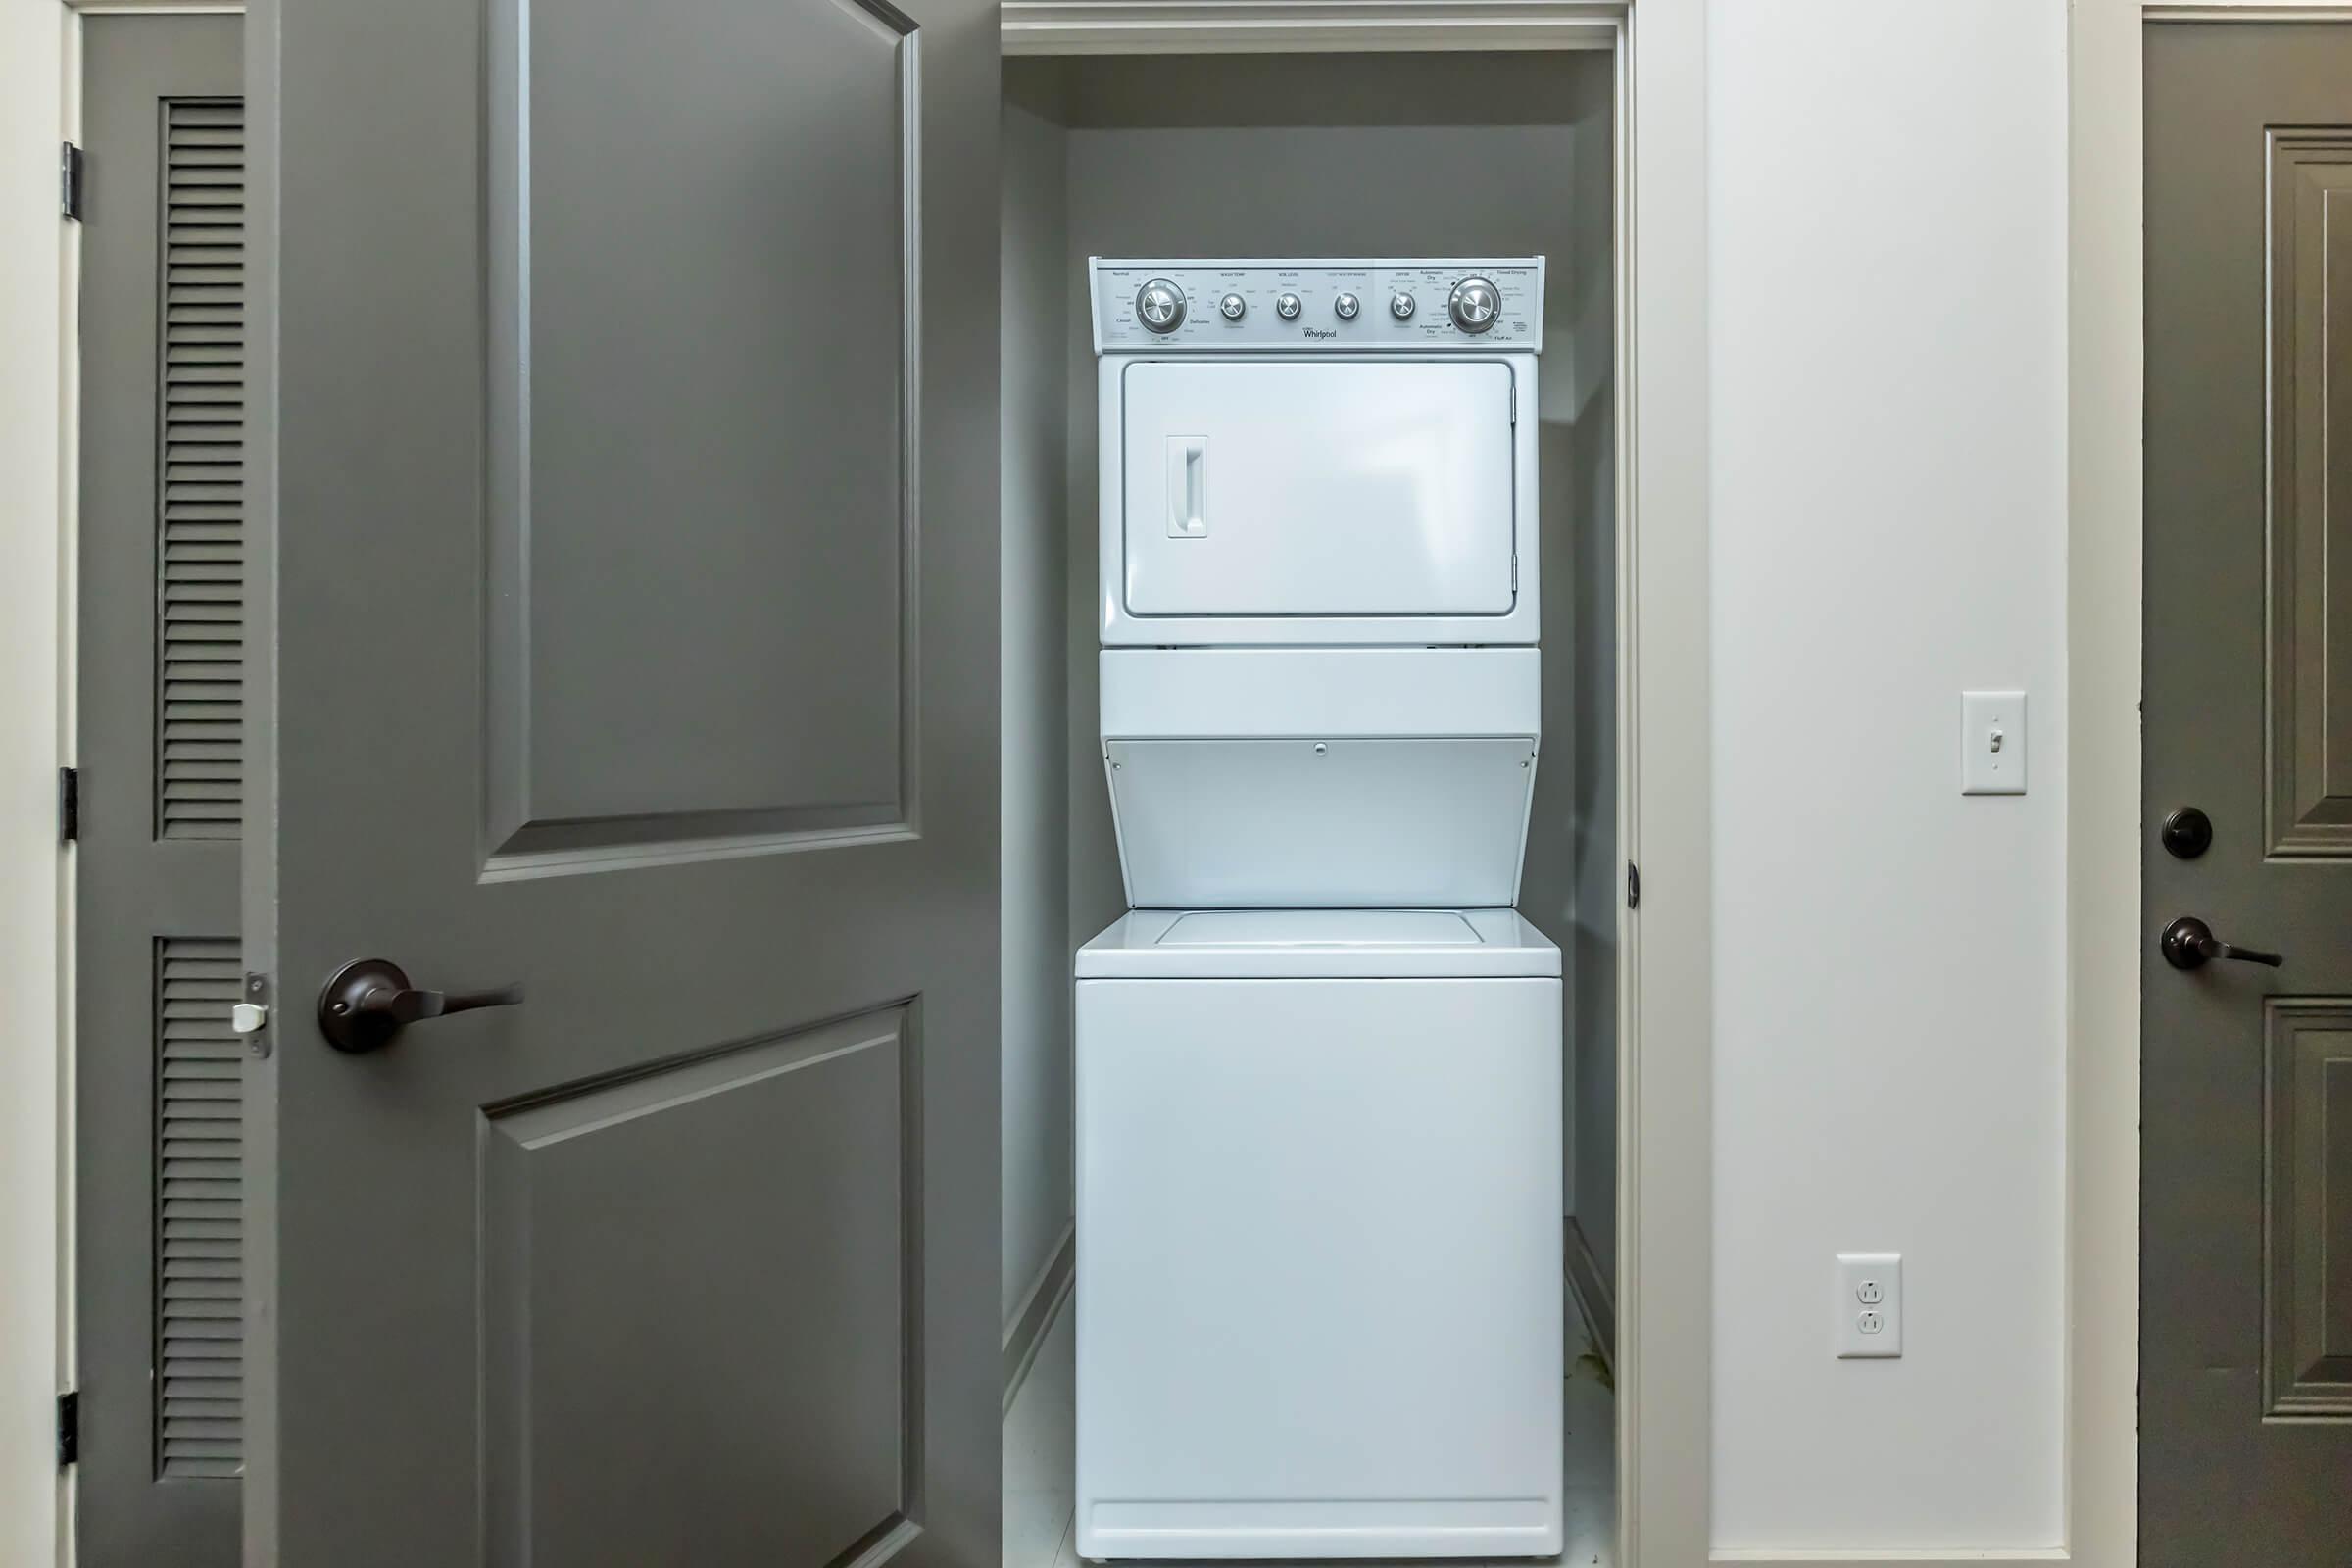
1167 436 1208 538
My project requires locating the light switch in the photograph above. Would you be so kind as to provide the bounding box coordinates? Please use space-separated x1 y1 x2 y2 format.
1961 690 2026 795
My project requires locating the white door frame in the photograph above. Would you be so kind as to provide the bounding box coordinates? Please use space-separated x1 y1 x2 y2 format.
0 3 75 1562
1007 2 1715 1561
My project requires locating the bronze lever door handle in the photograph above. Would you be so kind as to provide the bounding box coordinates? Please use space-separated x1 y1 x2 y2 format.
318 958 523 1053
2159 915 2283 972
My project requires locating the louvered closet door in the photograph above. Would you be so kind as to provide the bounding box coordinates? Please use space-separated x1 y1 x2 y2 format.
76 16 245 1568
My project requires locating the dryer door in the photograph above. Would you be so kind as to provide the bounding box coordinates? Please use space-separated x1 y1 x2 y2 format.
1119 360 1518 618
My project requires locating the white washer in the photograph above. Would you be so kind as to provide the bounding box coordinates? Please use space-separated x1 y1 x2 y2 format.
1074 910 1564 1560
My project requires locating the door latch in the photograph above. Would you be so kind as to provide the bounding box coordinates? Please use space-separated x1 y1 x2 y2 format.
233 973 271 1056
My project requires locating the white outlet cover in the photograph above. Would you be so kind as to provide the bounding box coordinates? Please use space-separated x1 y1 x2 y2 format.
1837 1252 1903 1358
1961 690 2027 795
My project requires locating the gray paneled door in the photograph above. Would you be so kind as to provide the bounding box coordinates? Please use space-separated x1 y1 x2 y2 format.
76 14 247 1568
2144 23 2352 1564
243 0 1000 1562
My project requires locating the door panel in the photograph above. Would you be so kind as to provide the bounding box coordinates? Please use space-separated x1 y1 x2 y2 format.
246 0 999 1559
2144 23 2352 1563
2268 133 2352 856
480 1009 915 1564
75 16 245 1568
486 0 917 853
2261 1001 2352 1414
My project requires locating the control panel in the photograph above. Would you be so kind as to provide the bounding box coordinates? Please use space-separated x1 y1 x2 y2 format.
1093 258 1544 353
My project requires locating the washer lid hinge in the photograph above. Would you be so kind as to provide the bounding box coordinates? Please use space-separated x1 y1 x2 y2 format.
56 1391 77 1467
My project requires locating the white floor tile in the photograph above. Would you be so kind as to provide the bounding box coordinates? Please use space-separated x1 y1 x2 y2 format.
1005 1297 1078 1568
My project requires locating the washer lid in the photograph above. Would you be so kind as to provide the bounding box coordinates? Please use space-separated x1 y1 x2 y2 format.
1075 908 1561 980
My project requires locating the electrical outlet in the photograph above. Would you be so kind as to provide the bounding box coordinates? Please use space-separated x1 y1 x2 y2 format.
1837 1253 1903 1358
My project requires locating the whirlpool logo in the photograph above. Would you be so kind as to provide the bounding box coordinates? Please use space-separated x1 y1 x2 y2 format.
1301 327 1338 341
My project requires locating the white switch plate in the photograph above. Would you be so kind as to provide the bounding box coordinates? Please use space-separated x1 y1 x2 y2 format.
1961 690 2027 795
1837 1252 1903 1358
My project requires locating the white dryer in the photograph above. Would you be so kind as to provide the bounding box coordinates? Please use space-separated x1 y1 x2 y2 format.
1090 258 1546 909
1075 260 1562 1559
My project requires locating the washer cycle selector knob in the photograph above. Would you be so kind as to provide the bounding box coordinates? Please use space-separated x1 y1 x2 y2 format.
1448 276 1501 333
1275 291 1303 320
1218 292 1247 321
1390 290 1417 320
1334 292 1360 321
1135 279 1187 333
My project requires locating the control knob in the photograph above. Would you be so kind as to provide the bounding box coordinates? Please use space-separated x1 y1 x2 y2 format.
1275 292 1303 320
1390 290 1417 320
1218 292 1247 321
1136 279 1187 333
1334 292 1360 321
1448 276 1501 333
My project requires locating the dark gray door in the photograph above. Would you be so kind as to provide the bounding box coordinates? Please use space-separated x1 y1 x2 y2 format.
75 15 245 1568
242 0 1000 1561
2144 23 2352 1563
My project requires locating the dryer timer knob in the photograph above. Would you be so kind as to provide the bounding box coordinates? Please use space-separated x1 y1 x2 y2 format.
1136 279 1187 333
1449 276 1501 333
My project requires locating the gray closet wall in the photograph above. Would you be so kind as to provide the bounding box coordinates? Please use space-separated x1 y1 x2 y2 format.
1001 97 1074 1332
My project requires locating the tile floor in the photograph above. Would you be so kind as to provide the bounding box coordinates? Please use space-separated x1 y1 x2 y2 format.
1004 1297 1616 1568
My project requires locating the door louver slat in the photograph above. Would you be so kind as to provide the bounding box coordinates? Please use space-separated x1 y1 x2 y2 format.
157 97 244 842
156 936 243 1478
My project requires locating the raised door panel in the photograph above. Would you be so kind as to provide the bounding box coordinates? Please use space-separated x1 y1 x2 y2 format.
482 1009 917 1565
486 0 919 865
2270 137 2352 856
2266 1000 2352 1416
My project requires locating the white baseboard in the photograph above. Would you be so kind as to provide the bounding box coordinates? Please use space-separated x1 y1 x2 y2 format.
1003 1221 1075 1413
1711 1553 2070 1565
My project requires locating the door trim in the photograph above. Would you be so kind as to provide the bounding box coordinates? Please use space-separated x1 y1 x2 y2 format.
1000 3 1708 1562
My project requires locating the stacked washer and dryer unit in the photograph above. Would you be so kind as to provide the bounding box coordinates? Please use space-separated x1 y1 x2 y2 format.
1074 259 1565 1561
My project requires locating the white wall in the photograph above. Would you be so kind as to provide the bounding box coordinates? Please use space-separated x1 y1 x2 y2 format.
0 2 69 1563
1708 0 2070 1551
